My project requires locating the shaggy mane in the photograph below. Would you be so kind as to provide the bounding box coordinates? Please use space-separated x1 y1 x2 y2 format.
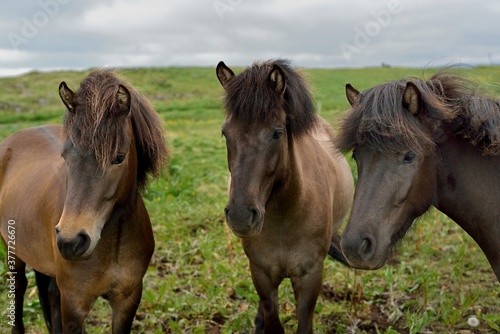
337 71 500 156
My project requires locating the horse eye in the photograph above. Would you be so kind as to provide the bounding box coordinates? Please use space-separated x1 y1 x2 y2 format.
403 152 416 163
111 154 126 165
273 129 283 140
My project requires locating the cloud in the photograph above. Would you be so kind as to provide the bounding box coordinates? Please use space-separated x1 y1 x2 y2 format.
0 0 499 76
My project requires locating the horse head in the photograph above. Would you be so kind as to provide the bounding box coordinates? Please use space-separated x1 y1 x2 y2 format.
339 82 439 269
217 61 290 237
55 78 137 260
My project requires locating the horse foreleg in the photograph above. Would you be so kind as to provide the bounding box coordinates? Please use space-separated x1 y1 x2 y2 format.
10 259 27 334
290 263 323 334
59 290 92 333
250 264 284 334
35 271 62 333
48 276 62 333
35 271 51 331
108 284 143 333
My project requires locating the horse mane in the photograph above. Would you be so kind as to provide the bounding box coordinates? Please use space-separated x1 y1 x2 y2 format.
223 59 316 137
337 71 500 156
63 69 169 189
436 72 500 155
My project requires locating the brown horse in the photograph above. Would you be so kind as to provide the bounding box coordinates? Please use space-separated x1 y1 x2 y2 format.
216 60 354 333
0 70 168 333
337 72 500 281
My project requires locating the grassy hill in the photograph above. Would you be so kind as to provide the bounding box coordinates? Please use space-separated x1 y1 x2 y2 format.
0 65 499 333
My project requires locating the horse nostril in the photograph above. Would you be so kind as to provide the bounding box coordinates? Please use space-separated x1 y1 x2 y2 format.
55 225 61 234
77 231 90 252
359 237 375 261
249 207 259 225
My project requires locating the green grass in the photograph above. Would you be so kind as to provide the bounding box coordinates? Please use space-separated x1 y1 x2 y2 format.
1 65 500 333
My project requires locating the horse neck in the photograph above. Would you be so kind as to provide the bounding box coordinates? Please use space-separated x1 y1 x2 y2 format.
270 125 330 209
434 134 500 278
276 134 303 198
95 192 153 264
102 185 151 244
101 189 142 239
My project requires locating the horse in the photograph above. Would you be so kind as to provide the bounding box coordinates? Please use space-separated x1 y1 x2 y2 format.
0 69 169 333
216 60 354 333
336 71 500 281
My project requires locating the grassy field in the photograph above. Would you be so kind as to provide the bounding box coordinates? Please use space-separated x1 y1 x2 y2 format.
0 65 499 333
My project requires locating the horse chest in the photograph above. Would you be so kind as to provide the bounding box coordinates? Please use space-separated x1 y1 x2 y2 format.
242 230 322 278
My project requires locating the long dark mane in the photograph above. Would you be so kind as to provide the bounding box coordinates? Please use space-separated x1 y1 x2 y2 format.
223 59 316 137
337 71 500 156
63 70 169 188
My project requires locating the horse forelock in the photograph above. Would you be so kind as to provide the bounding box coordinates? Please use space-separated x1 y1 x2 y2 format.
223 60 316 137
63 70 169 188
336 79 444 156
63 70 123 166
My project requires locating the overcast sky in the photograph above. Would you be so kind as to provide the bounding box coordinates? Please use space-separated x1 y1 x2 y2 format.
1 0 499 76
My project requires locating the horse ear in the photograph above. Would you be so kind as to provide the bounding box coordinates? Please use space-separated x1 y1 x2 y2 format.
345 83 360 106
402 81 421 115
117 84 131 115
59 81 75 112
269 64 286 95
216 61 235 89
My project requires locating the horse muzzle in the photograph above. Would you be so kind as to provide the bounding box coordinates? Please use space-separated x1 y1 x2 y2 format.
55 227 93 261
224 205 264 238
340 231 388 270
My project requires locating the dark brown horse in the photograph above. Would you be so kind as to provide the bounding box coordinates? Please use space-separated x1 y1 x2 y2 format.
216 60 354 333
337 72 500 281
0 70 168 333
